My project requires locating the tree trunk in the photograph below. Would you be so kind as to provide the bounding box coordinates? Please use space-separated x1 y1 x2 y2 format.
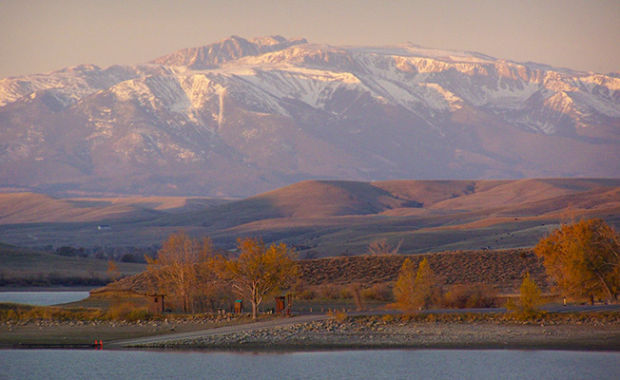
594 271 615 303
251 284 258 320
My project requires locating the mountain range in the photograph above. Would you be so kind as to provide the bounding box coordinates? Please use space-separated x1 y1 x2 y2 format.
1 35 618 196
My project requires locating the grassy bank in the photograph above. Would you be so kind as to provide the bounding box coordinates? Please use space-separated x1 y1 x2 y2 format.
0 243 145 287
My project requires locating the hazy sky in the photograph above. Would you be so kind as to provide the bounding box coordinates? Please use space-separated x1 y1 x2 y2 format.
1 0 618 78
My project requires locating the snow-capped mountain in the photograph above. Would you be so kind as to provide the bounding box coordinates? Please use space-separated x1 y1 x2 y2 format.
1 36 618 196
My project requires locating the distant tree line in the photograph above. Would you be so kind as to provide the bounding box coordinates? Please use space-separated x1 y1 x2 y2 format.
47 245 159 263
0 272 111 287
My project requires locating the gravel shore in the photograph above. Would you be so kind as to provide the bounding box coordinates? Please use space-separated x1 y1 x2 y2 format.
3 313 618 351
139 316 620 351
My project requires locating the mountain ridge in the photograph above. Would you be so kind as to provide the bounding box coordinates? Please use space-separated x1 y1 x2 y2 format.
151 35 308 69
1 36 618 196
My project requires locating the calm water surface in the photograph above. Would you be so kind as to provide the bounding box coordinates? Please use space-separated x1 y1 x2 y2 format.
0 349 618 380
0 291 89 306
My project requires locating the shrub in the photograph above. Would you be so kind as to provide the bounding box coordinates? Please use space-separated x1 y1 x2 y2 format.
328 309 348 322
339 287 353 300
442 284 498 309
361 283 393 302
296 289 316 300
106 302 137 320
126 308 153 322
316 284 345 300
5 309 18 321
25 307 52 320
506 273 545 319
0 305 105 322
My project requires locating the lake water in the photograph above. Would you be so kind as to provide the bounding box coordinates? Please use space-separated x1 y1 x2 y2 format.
0 349 618 380
0 291 90 306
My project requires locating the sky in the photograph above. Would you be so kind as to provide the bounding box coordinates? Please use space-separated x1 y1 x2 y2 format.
1 0 618 78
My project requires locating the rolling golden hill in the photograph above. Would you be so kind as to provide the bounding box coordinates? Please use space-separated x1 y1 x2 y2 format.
0 178 617 256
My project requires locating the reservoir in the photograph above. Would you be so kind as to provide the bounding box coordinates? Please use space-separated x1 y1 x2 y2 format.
0 349 618 379
0 291 90 306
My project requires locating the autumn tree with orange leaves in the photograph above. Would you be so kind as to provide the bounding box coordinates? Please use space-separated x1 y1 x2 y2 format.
393 257 439 311
147 232 216 313
220 238 298 320
534 219 619 303
506 272 544 318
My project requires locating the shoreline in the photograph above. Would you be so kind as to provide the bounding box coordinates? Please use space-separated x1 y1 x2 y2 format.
124 341 620 352
3 313 619 351
0 286 95 292
124 317 620 352
5 342 620 352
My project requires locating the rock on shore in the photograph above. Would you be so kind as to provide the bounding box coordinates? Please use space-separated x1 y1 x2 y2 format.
140 316 620 351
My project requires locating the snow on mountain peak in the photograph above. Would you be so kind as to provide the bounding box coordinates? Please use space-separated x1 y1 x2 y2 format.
151 35 308 69
0 36 619 196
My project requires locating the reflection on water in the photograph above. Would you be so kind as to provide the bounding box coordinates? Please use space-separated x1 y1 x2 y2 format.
0 291 89 306
1 349 618 380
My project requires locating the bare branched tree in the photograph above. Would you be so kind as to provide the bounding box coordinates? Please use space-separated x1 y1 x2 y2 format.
368 238 403 255
146 232 215 313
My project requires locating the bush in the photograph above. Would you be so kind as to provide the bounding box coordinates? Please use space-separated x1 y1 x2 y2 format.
4 309 18 321
106 302 140 320
442 284 498 309
361 283 393 302
296 289 316 300
105 302 152 321
328 309 348 322
0 305 104 322
339 287 353 300
25 307 52 320
316 284 347 300
126 308 153 322
506 273 545 319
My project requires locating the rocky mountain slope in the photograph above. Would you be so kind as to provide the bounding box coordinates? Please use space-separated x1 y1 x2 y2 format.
1 36 618 196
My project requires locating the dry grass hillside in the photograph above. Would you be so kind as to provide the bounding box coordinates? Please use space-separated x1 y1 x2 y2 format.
0 178 617 256
100 249 547 296
178 178 620 255
185 178 620 222
0 193 230 224
298 249 546 291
